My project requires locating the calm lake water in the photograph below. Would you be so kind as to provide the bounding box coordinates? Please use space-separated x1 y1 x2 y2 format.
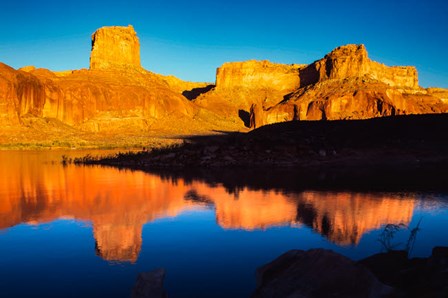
1 150 447 297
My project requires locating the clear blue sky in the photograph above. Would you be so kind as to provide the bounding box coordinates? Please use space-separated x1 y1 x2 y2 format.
1 0 447 87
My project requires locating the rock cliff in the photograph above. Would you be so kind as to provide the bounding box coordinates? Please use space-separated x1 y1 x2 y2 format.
216 60 302 92
0 63 198 132
298 44 418 89
249 44 448 128
193 60 303 126
90 25 141 71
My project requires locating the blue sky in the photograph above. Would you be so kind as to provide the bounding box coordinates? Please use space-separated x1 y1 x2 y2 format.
0 0 447 87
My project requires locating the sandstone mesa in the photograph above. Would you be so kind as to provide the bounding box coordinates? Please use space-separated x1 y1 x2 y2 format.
0 25 447 147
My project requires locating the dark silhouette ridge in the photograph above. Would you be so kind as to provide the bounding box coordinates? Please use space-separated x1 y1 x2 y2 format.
182 84 215 100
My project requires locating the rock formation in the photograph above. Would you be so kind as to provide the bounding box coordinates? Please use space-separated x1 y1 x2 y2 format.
90 25 141 71
194 44 447 129
193 61 304 126
298 44 418 89
0 63 198 132
0 63 45 127
249 44 448 128
215 60 302 93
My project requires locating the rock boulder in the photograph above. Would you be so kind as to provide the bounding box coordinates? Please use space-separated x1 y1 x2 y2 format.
253 249 394 298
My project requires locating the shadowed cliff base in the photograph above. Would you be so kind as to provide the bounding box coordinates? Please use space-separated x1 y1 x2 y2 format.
74 114 448 192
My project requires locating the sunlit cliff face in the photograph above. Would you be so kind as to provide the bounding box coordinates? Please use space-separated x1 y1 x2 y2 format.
0 152 417 261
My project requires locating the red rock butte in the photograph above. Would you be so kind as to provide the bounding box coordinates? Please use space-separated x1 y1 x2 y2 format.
90 25 141 71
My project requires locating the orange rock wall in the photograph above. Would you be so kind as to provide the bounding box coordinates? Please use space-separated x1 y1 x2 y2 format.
0 63 46 126
0 63 197 132
216 60 302 92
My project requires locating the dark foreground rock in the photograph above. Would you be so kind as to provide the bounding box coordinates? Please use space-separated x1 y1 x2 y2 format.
253 249 393 298
254 248 448 298
131 268 167 298
129 248 448 298
360 247 448 298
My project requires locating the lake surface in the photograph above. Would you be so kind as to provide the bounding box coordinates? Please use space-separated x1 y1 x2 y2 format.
1 150 447 297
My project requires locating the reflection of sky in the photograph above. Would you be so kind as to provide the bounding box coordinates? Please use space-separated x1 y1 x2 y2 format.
1 197 448 298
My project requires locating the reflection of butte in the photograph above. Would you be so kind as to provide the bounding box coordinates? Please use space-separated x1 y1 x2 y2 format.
295 192 415 245
0 153 197 263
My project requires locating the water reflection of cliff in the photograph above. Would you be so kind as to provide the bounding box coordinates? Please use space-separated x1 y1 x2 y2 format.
295 192 415 245
0 152 418 262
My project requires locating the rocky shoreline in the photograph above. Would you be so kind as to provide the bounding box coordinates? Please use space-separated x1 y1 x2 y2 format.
72 114 448 191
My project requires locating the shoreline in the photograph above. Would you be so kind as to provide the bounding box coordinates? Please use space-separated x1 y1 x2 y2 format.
68 114 448 192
